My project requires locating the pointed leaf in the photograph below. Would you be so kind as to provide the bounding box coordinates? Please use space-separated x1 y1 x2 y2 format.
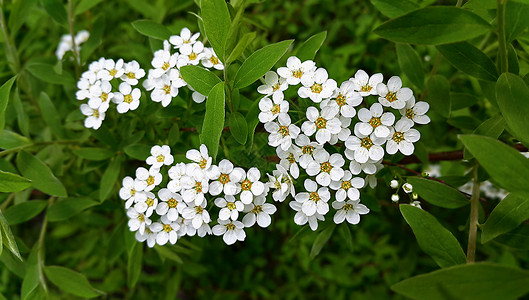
310 224 335 259
180 65 222 96
26 63 75 86
201 0 231 61
16 151 67 197
0 211 21 260
426 75 450 118
369 0 419 18
482 192 529 243
396 43 424 88
407 177 469 208
0 76 17 132
496 73 529 147
38 92 65 138
200 82 225 159
4 200 47 225
44 266 104 298
0 170 31 193
296 31 327 61
228 112 248 145
131 20 171 40
47 197 98 222
437 42 498 81
99 156 121 202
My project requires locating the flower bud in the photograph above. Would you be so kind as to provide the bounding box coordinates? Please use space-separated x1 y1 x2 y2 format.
412 192 418 200
390 180 399 189
391 194 399 202
402 183 413 194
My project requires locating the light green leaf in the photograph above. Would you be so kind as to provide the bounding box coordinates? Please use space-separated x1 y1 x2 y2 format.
42 0 67 26
227 31 256 64
9 0 37 35
407 177 469 208
229 112 248 145
396 43 424 88
21 246 40 300
310 224 335 259
369 0 419 18
459 135 529 192
74 0 103 15
127 242 143 288
179 65 222 96
0 76 17 132
155 246 183 264
374 7 490 45
131 20 171 40
496 73 529 147
99 157 121 202
12 88 29 137
426 75 450 118
0 211 21 260
482 192 529 243
26 63 75 86
0 130 30 149
38 92 65 138
233 40 293 89
80 16 105 63
16 151 67 197
47 198 99 222
0 170 31 193
200 82 225 160
44 266 104 298
73 148 115 161
201 0 231 62
391 263 529 300
296 31 327 61
437 42 498 82
400 204 466 268
4 200 47 225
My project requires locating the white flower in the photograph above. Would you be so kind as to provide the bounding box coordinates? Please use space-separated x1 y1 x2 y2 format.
120 60 145 86
76 72 97 100
146 145 174 168
192 90 206 103
156 188 186 221
239 167 266 204
350 69 383 96
113 82 141 113
386 119 420 156
267 164 295 202
277 146 301 179
399 96 430 125
289 200 324 231
151 216 180 245
169 27 200 51
295 179 330 216
119 176 137 208
390 180 399 189
208 159 244 196
294 134 322 169
74 30 89 45
306 150 345 186
329 171 364 202
329 116 352 145
277 56 316 85
186 144 216 178
178 41 205 66
168 162 187 193
182 199 211 229
344 133 385 163
201 47 224 70
391 194 400 202
98 58 124 81
135 226 156 248
134 166 162 192
376 76 412 109
257 71 288 99
81 102 108 130
151 41 178 78
264 114 300 151
88 57 106 75
127 207 151 234
356 103 395 139
322 81 362 118
134 191 157 217
298 68 337 103
258 96 289 123
88 80 113 109
403 183 413 193
301 106 341 144
212 219 246 245
181 165 209 205
347 157 381 175
150 70 181 107
242 196 277 228
215 195 244 221
332 200 369 225
411 201 422 209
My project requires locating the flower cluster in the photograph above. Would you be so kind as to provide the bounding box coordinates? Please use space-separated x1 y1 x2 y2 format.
75 58 145 129
142 28 224 107
259 56 431 230
56 30 89 60
120 144 276 246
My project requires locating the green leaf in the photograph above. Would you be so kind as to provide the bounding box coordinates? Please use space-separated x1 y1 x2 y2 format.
400 204 466 268
496 73 529 146
200 82 225 160
127 242 143 288
451 92 479 111
310 224 335 259
226 31 256 64
246 97 260 147
9 0 37 35
80 16 105 63
201 0 231 62
123 144 151 160
426 75 450 118
228 112 248 145
464 115 505 159
26 63 75 86
396 43 424 88
131 20 171 40
0 211 21 260
99 157 121 202
74 0 103 15
407 177 469 208
47 197 99 222
481 192 529 243
233 40 293 89
0 76 17 132
42 0 67 25
437 42 498 82
12 88 29 137
391 263 529 300
21 246 40 300
374 7 490 45
73 147 115 161
4 200 47 225
16 151 67 197
505 0 529 42
369 0 419 18
495 223 529 250
38 92 65 138
44 266 104 298
296 31 327 61
459 135 529 192
0 130 30 149
155 246 183 264
0 170 31 193
179 65 222 96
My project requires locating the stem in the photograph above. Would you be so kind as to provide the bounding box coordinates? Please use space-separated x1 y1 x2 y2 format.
68 0 81 76
466 166 480 263
497 0 508 73
0 0 21 73
223 67 234 113
0 140 82 157
456 0 464 8
0 193 15 211
37 197 55 292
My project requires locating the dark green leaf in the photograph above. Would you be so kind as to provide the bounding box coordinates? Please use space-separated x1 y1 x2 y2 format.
16 151 67 197
407 177 469 208
42 0 67 25
9 0 37 35
155 246 183 264
73 148 115 161
426 75 450 118
26 63 75 86
38 92 65 138
0 211 21 260
507 44 519 75
12 88 29 137
400 204 466 268
494 223 529 250
21 246 40 300
464 115 505 159
131 20 171 40
81 16 105 63
246 97 260 147
227 31 256 64
0 130 30 149
437 42 498 81
482 192 529 243
127 242 143 288
124 144 151 160
47 198 99 222
44 266 104 298
201 0 231 61
74 0 103 15
233 40 293 89
200 82 225 160
392 263 529 300
396 43 424 88
296 31 327 61
496 73 529 146
459 135 529 192
505 0 529 42
374 7 490 45
0 170 31 193
4 200 47 225
310 224 335 259
450 92 479 110
229 112 248 145
369 0 419 18
0 76 17 132
99 157 121 202
180 65 222 96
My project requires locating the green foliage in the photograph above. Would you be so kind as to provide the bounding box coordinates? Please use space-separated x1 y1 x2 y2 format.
180 65 222 95
44 266 104 298
200 0 231 62
407 177 468 208
0 170 31 193
200 82 225 159
310 224 335 259
481 192 529 243
131 20 172 40
4 200 47 225
396 43 424 88
47 197 98 222
0 210 21 260
369 0 419 18
496 73 529 146
426 75 450 118
0 76 16 133
296 31 327 61
437 42 499 81
16 151 67 197
228 112 248 145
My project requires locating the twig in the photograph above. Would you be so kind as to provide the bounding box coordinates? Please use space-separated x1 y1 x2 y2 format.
466 166 480 263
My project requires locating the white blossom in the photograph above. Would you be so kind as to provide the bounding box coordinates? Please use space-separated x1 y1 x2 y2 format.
201 47 224 70
376 76 412 109
239 167 266 204
113 82 141 113
301 106 341 144
332 200 369 225
215 195 244 221
258 96 289 123
151 216 180 245
169 27 200 51
399 96 431 125
120 60 145 86
329 171 364 202
264 114 300 151
298 68 337 103
277 56 316 85
242 196 277 228
349 69 383 96
208 159 244 196
294 179 330 217
134 166 162 192
355 103 395 139
80 102 108 130
306 150 345 187
156 188 186 221
289 200 324 231
344 133 385 163
257 71 288 100
212 219 246 245
386 119 420 156
146 145 174 168
182 199 211 229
